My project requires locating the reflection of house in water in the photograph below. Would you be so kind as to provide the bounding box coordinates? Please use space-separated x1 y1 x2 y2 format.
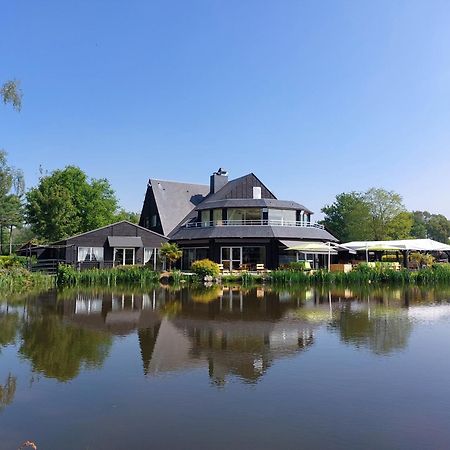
62 288 317 384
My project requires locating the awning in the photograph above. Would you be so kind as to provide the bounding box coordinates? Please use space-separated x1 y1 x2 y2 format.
342 239 450 252
108 236 143 248
280 240 338 255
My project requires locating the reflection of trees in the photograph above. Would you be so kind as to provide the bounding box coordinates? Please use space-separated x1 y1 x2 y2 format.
0 312 19 350
0 373 17 412
332 306 412 355
19 314 112 382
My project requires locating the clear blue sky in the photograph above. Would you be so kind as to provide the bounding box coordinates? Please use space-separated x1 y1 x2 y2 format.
1 0 450 217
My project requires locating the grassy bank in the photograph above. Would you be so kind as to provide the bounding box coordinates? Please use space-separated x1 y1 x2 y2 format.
268 263 450 286
0 267 54 292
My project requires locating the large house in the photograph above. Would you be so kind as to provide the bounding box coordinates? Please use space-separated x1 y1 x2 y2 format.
139 169 337 270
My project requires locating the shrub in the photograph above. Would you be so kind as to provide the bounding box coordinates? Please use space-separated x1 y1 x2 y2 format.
191 259 220 279
282 261 310 271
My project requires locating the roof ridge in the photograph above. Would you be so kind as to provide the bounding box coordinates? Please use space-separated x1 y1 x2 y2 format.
149 178 208 187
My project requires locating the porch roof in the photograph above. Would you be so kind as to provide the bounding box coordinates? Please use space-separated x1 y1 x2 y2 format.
107 236 143 248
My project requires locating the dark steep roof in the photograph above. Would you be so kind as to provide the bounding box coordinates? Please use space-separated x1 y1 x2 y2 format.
149 179 210 236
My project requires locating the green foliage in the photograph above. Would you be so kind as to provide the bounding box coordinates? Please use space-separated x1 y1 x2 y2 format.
0 266 53 292
19 314 111 382
0 151 25 254
26 166 118 241
281 261 311 271
268 264 450 286
1 80 22 111
191 259 220 278
159 243 182 271
114 209 140 224
411 211 450 243
321 192 371 242
364 188 407 240
322 188 410 241
56 264 160 287
0 255 28 269
409 252 434 268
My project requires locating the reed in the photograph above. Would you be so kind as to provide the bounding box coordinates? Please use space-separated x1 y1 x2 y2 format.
268 264 450 286
0 267 54 292
56 264 160 287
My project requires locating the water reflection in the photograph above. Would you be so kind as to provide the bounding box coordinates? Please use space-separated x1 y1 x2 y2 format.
1 285 450 390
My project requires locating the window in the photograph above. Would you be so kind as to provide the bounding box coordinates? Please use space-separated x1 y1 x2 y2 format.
201 210 210 226
268 209 296 224
78 247 104 262
144 248 154 264
182 247 209 269
253 186 262 199
151 214 158 227
242 247 266 268
213 209 223 225
227 208 262 223
114 248 135 265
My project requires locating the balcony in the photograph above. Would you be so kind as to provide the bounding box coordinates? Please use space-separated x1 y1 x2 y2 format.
184 219 324 229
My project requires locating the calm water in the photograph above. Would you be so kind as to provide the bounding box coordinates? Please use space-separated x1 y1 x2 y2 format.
2 285 450 449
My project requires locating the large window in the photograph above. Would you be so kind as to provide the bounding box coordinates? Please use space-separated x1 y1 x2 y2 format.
227 208 262 223
201 210 210 226
78 247 104 262
114 248 135 265
268 209 296 224
182 247 209 269
242 247 266 268
213 209 223 225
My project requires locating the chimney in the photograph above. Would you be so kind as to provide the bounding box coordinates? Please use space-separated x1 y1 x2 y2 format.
210 168 229 194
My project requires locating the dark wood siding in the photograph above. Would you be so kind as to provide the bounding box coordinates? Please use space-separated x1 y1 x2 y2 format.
139 185 164 235
222 174 276 200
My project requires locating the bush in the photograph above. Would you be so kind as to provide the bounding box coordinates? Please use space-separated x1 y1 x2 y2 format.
0 255 29 269
281 261 310 271
191 259 220 279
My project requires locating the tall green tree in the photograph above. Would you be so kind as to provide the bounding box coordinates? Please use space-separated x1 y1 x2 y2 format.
427 214 450 243
0 151 25 254
26 166 119 241
364 188 407 240
1 79 22 111
321 192 372 242
411 211 429 239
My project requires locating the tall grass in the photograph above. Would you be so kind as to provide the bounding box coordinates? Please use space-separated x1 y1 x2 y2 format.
56 264 160 287
0 267 54 292
268 263 450 286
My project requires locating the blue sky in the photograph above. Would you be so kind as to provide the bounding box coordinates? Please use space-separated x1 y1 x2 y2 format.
1 0 450 217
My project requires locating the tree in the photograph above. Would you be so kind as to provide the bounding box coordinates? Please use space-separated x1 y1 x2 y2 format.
1 80 22 111
364 188 406 240
411 211 428 239
114 209 140 224
26 166 119 241
159 243 182 271
427 214 450 243
386 212 413 240
321 192 372 242
410 211 450 243
0 151 25 254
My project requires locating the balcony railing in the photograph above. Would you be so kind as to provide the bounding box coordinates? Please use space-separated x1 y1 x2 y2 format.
184 219 324 229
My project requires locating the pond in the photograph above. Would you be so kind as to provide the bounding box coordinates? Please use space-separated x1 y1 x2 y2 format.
2 285 450 449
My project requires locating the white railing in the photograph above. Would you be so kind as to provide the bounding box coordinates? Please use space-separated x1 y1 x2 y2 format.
184 219 324 229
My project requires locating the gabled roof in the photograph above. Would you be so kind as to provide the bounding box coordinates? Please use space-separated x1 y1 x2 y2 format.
55 220 167 244
202 173 277 203
149 179 210 236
